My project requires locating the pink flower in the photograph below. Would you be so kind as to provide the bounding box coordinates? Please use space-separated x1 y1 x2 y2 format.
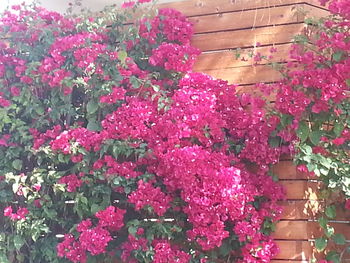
33 184 41 191
332 137 345 146
345 199 350 210
4 206 13 217
10 86 21 96
17 207 29 220
122 1 135 8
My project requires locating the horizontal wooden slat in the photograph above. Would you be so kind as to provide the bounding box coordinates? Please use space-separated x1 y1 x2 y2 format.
191 23 304 52
194 43 291 71
280 200 350 220
189 5 301 34
201 64 282 85
158 0 327 17
274 240 316 260
271 261 308 263
280 200 321 220
273 161 310 180
274 221 350 240
281 180 321 200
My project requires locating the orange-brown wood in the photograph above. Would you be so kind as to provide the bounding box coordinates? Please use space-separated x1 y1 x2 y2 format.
274 240 316 260
274 221 350 240
201 63 283 85
158 0 327 17
189 5 301 34
273 161 310 180
280 200 350 220
194 43 291 71
281 180 322 200
191 23 305 52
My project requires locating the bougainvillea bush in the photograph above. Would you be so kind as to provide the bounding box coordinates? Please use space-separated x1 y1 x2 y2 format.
255 0 350 261
0 1 284 262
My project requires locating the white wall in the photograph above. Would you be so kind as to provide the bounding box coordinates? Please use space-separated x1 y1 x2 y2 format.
1 0 186 14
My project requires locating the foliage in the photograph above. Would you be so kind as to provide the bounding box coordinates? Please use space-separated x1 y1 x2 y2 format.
253 0 350 261
0 1 285 263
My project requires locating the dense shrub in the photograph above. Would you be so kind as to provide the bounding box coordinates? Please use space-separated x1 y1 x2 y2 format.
260 0 350 261
0 2 284 263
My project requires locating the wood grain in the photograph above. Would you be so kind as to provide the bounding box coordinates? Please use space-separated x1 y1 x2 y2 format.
191 23 304 51
194 43 291 71
274 221 350 240
157 0 327 17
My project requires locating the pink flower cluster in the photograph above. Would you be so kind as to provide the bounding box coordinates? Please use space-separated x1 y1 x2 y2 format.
139 8 194 45
58 174 84 192
3 206 29 221
149 43 200 73
57 206 125 262
128 180 172 216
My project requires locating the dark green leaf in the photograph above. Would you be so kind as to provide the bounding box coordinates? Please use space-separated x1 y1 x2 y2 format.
332 52 343 62
332 233 346 245
14 235 24 250
297 121 309 142
269 136 281 148
326 251 340 263
86 100 98 115
309 130 323 145
12 159 23 170
333 122 344 137
87 120 101 131
318 217 328 228
325 205 336 219
315 237 327 251
0 254 10 263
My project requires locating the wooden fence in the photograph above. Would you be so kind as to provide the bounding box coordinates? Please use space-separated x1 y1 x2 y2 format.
158 0 350 262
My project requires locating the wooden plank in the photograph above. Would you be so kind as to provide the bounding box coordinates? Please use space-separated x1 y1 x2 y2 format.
273 161 310 180
280 200 350 220
280 200 321 220
189 5 301 34
201 64 282 85
281 180 321 200
157 0 327 17
191 23 304 52
271 261 308 263
273 221 350 240
194 43 291 71
274 240 315 260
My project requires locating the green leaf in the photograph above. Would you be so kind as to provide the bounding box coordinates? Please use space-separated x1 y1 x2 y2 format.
118 50 127 64
318 217 328 228
13 235 24 250
90 204 102 214
333 122 344 137
315 237 327 251
325 205 336 219
326 251 340 263
152 85 160 92
332 233 346 245
346 79 350 87
128 225 138 236
269 136 281 148
332 51 343 62
280 114 293 127
86 100 98 115
309 130 323 145
297 121 309 142
0 253 10 263
87 120 101 131
12 159 23 170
